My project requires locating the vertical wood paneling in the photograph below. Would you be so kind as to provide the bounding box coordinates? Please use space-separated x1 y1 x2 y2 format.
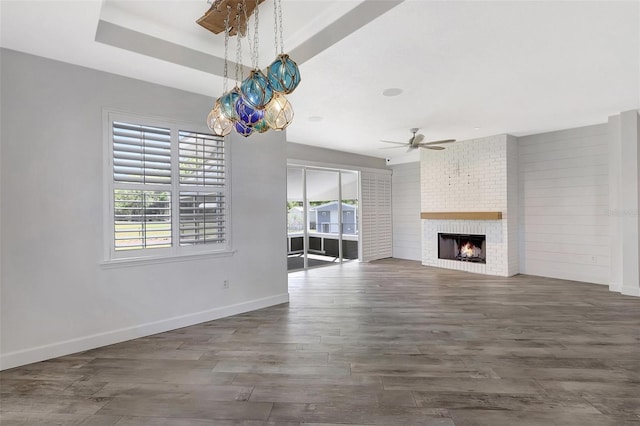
391 163 421 261
518 124 610 284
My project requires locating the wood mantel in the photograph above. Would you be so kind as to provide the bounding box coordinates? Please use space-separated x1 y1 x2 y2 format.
421 212 503 220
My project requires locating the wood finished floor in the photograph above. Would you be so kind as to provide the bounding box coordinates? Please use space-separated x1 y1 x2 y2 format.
1 259 639 425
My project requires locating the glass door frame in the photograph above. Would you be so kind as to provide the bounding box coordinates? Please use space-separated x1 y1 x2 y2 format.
287 164 359 271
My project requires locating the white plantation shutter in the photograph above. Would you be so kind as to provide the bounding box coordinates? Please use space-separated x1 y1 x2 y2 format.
113 122 172 185
107 113 229 259
179 192 226 245
178 131 227 246
360 171 392 262
178 131 225 187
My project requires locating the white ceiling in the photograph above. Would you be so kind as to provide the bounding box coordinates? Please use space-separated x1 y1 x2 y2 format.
1 0 638 164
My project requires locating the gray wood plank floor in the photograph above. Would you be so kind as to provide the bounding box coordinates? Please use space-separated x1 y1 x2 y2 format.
1 259 639 425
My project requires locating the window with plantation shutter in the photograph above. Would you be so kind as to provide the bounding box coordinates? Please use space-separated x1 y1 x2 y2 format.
106 112 230 261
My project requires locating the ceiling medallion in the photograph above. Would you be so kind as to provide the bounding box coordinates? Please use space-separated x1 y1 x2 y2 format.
204 0 301 138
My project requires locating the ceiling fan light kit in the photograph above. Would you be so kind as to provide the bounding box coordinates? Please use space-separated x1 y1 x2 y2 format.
204 0 301 138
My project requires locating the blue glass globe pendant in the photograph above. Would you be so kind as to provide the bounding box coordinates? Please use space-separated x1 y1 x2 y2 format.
234 121 254 137
240 69 273 109
236 96 264 126
267 54 301 94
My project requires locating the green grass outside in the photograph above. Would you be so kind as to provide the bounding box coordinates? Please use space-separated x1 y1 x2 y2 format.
115 222 171 250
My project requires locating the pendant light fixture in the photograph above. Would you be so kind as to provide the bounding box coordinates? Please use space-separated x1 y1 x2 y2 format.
202 0 300 137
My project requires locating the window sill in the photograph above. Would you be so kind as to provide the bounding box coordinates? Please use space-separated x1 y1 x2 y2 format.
100 249 236 269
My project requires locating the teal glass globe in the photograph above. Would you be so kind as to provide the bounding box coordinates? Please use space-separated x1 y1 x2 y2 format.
240 70 273 109
267 54 301 94
253 118 270 133
220 88 241 121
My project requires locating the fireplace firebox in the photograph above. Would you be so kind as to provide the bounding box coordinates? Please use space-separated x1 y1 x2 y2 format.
438 233 486 263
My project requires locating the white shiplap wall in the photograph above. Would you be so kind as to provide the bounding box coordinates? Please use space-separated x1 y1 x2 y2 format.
391 163 422 261
518 124 610 284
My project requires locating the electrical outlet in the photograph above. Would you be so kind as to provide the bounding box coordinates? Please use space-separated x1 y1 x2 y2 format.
223 280 229 289
591 256 597 264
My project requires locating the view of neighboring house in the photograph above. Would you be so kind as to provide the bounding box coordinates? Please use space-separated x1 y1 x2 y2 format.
288 202 359 235
309 201 357 235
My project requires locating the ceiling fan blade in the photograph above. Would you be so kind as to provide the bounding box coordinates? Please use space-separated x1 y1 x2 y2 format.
420 139 456 146
424 146 446 150
380 140 407 145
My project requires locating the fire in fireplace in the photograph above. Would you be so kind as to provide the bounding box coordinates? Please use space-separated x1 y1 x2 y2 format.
438 233 486 263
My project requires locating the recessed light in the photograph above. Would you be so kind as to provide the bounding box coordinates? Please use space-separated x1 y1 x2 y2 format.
382 88 403 97
308 116 323 122
474 127 481 130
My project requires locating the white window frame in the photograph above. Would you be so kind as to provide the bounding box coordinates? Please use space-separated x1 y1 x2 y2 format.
103 110 232 264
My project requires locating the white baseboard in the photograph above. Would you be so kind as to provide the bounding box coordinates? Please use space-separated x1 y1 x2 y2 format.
621 286 640 297
0 293 289 371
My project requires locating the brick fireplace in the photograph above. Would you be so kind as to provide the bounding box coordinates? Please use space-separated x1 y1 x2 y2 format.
420 134 519 277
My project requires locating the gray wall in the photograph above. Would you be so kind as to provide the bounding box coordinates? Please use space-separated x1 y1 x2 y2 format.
287 142 387 170
0 49 288 369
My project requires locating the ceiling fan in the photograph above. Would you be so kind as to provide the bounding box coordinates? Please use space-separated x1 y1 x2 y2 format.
380 128 455 151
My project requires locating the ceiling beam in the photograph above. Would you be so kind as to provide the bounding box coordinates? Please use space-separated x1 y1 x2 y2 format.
95 20 250 77
289 0 405 65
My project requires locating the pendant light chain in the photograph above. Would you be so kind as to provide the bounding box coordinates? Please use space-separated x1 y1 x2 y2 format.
277 0 284 54
273 0 278 56
235 3 243 84
223 5 231 93
253 0 260 69
242 0 254 69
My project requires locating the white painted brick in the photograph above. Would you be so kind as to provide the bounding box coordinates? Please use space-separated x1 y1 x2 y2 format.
420 134 518 277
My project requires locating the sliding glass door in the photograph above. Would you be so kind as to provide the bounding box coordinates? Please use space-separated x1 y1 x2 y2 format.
287 166 359 271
